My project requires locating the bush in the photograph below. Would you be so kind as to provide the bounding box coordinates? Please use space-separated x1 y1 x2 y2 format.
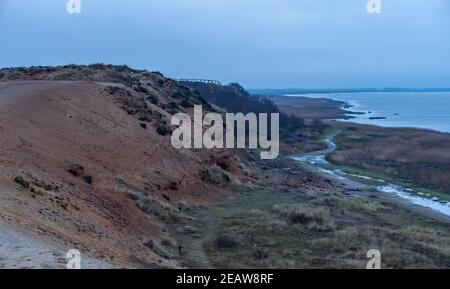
253 248 269 260
273 203 334 232
312 119 324 129
180 99 192 108
161 238 173 247
168 109 179 115
88 63 107 70
156 125 170 136
201 166 230 184
135 85 149 94
314 196 389 213
152 71 164 77
83 175 93 185
157 79 165 87
215 235 238 250
14 176 30 189
168 101 178 109
228 82 250 96
147 95 158 105
143 240 154 249
68 164 84 176
183 81 304 132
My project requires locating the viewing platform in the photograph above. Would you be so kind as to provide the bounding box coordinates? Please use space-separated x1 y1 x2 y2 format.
176 79 222 86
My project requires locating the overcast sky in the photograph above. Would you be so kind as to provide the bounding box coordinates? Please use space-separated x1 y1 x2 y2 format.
0 0 449 88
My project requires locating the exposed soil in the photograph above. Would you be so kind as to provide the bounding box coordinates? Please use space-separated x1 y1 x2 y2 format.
0 66 253 268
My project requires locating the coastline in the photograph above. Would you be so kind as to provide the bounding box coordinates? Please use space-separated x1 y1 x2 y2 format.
267 95 351 120
270 94 450 208
291 130 450 219
271 92 450 135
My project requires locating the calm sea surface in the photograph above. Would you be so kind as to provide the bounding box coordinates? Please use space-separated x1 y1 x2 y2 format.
289 92 450 133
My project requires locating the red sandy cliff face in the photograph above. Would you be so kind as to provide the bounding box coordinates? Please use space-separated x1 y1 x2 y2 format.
0 66 253 268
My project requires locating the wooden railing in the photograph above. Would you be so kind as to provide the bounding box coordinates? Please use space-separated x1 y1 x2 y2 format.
176 79 222 86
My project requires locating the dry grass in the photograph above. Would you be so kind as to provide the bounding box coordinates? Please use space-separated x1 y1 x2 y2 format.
273 203 335 232
203 189 450 269
330 124 450 196
312 195 390 214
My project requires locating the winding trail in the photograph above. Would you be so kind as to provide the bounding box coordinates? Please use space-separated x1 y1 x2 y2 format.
292 130 450 219
170 214 215 269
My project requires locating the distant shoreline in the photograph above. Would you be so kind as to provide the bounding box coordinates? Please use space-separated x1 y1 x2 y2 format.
251 88 450 96
269 92 450 135
270 93 450 204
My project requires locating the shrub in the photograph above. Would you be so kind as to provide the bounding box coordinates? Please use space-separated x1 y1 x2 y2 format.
138 114 152 122
215 235 238 250
180 99 192 108
312 119 325 129
135 85 149 94
88 63 107 70
273 203 334 232
167 109 179 115
68 164 84 176
144 240 154 249
313 196 389 213
172 92 182 99
161 238 173 247
156 125 170 136
253 248 269 260
152 71 164 77
147 95 158 105
201 166 230 184
83 175 93 185
168 101 178 109
115 65 131 72
14 176 29 189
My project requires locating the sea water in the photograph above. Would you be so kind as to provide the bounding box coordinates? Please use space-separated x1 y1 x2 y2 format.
289 92 450 133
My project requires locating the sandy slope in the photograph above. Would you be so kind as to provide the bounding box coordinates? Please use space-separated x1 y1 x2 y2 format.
0 219 111 269
0 79 247 268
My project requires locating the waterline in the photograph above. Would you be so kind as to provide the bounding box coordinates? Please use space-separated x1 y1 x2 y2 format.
288 92 450 133
292 134 450 217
